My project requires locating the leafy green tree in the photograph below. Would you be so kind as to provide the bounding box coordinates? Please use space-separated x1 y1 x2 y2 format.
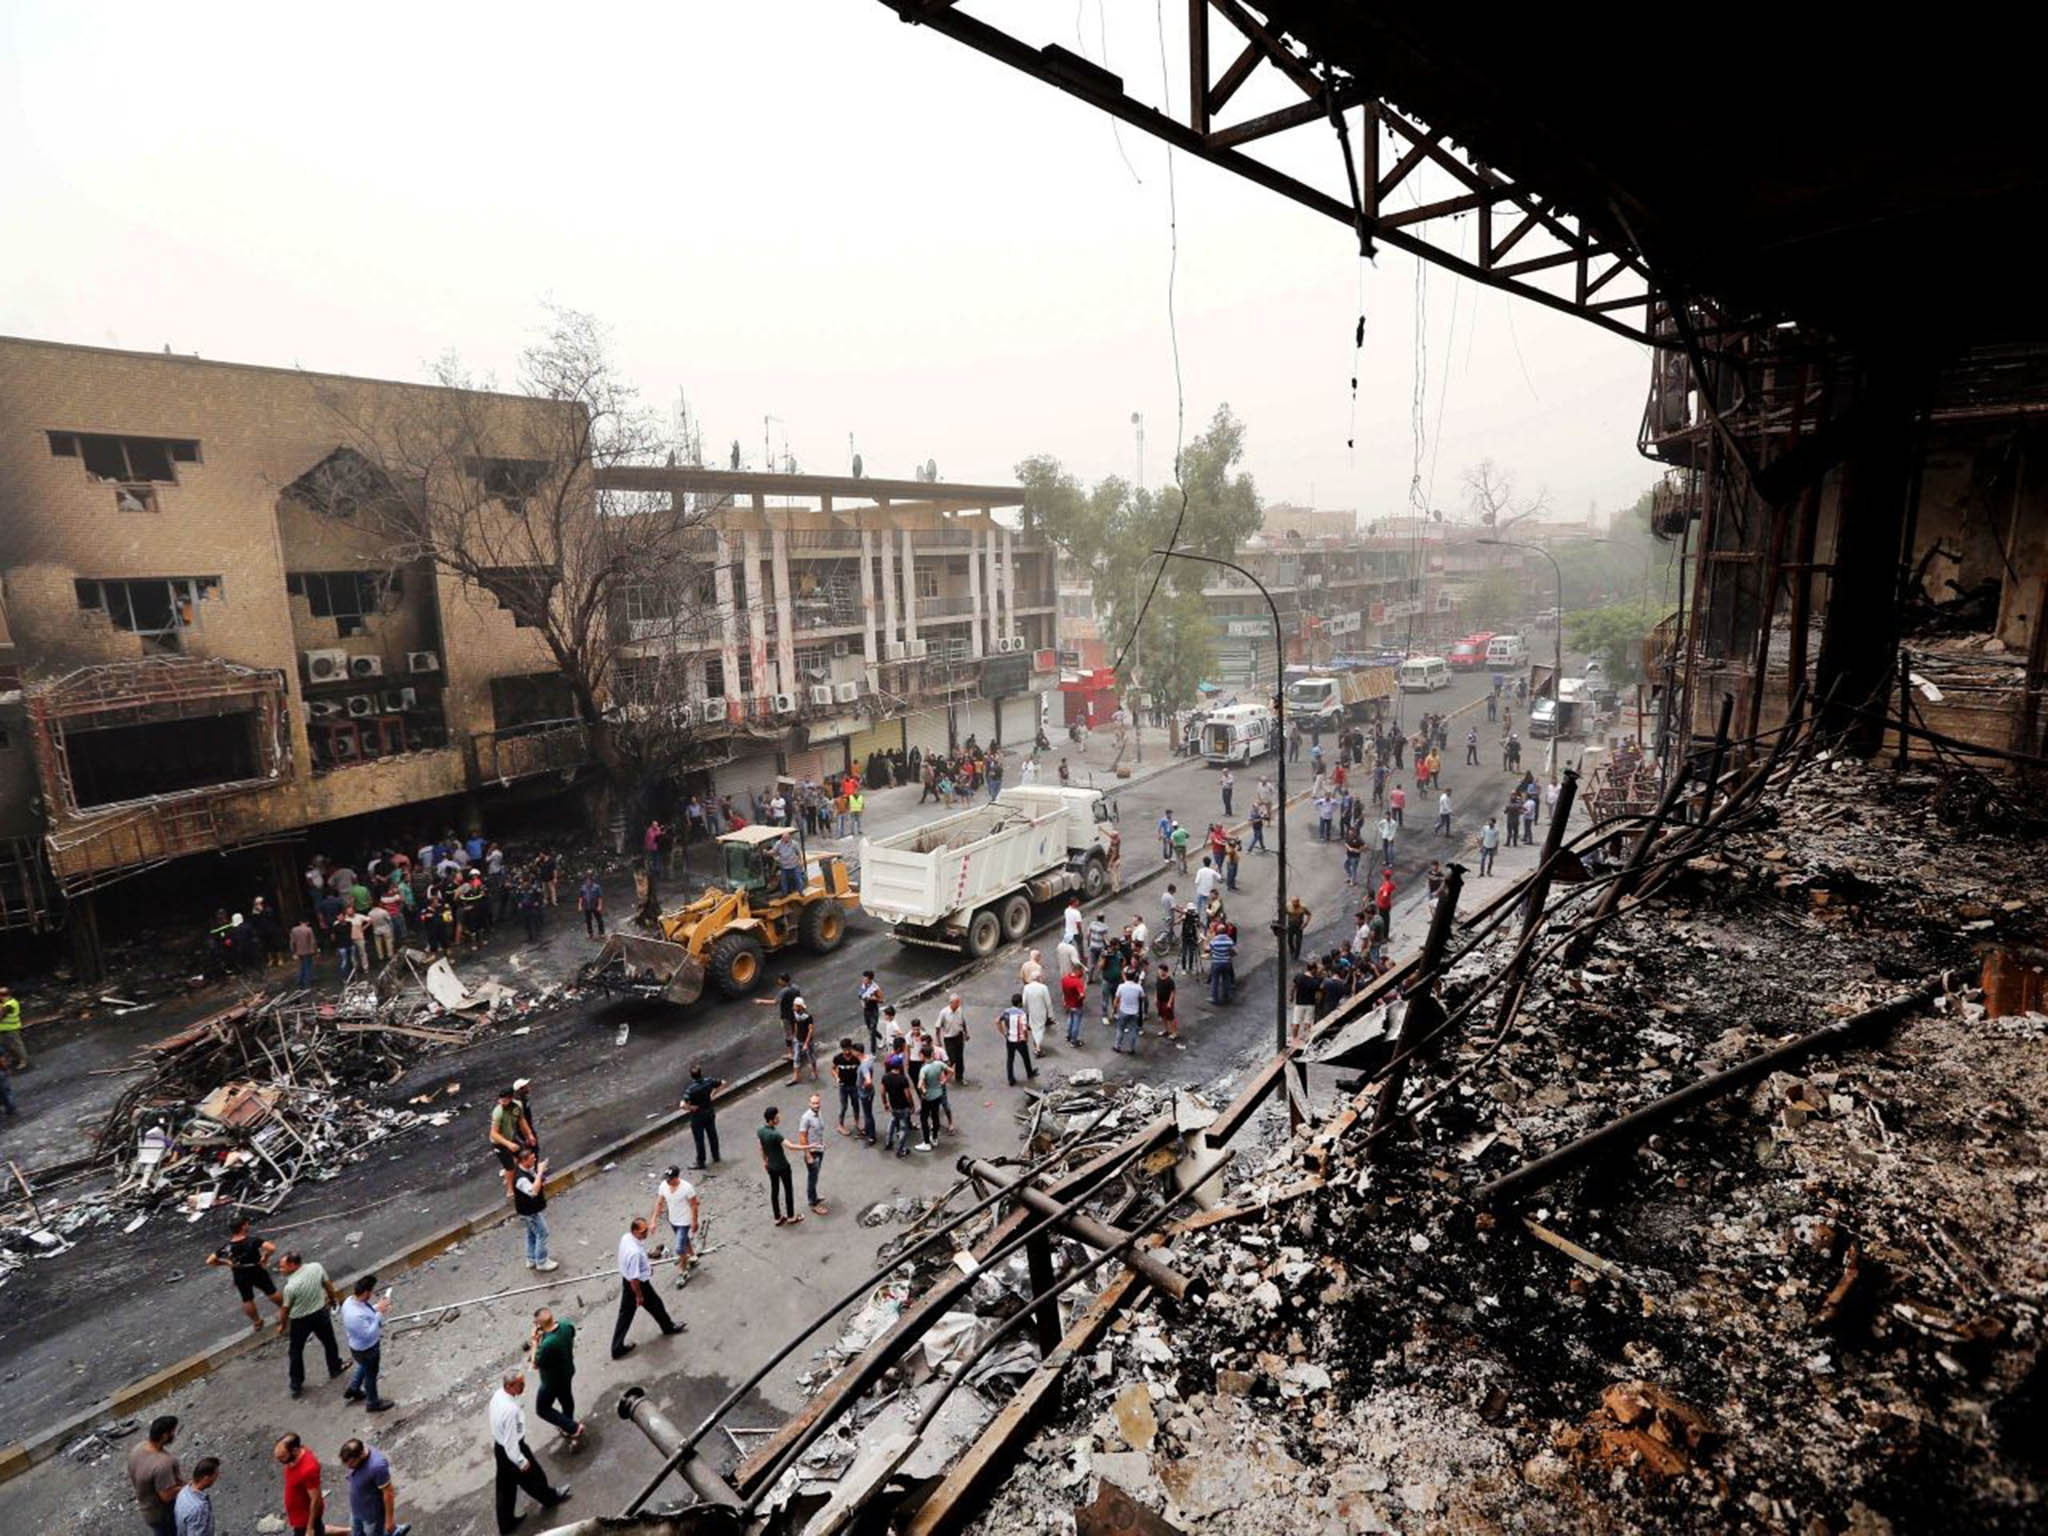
1564 599 1662 685
1462 568 1524 631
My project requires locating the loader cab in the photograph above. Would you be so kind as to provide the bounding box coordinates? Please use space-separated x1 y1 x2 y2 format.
718 824 794 898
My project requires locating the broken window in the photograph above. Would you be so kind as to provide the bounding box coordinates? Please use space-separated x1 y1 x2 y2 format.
65 713 259 808
54 432 192 483
795 645 828 682
78 577 221 648
474 566 558 628
287 570 400 621
489 673 577 731
703 653 752 698
466 456 550 509
619 583 676 625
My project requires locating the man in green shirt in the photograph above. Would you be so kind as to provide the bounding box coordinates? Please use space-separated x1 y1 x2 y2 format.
0 986 25 1071
1168 821 1191 873
276 1252 346 1398
528 1308 585 1445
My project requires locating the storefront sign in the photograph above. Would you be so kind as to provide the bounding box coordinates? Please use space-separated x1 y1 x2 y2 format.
1325 611 1363 636
1225 617 1274 637
979 653 1031 698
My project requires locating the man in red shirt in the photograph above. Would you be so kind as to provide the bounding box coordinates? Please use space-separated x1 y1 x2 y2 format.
273 1433 336 1536
1375 871 1396 918
1060 967 1088 1046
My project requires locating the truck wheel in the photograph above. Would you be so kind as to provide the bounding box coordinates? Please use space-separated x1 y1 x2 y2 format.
707 932 765 998
1000 893 1032 943
799 899 847 954
965 909 1002 959
1081 856 1109 900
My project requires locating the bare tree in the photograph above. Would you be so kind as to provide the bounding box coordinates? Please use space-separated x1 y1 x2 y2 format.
1463 458 1552 529
309 305 714 826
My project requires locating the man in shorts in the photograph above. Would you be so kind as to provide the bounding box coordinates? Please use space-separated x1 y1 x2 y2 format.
206 1215 284 1333
648 1166 699 1285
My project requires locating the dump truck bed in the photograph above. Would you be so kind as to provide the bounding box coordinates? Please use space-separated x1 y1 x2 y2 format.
859 800 1072 927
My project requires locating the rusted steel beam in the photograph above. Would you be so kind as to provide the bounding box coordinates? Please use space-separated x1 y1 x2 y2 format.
1477 977 1945 1208
1206 0 1320 98
1206 37 1261 117
963 1158 1206 1302
1187 0 1209 135
1368 863 1464 1146
1209 88 1359 151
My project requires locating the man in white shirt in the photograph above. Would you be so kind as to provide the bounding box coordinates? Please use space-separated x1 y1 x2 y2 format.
490 1369 569 1534
1021 974 1054 1053
1436 789 1453 838
934 994 970 1085
1061 896 1084 947
1129 916 1150 962
610 1218 684 1358
647 1167 700 1284
1112 974 1147 1054
1193 859 1219 910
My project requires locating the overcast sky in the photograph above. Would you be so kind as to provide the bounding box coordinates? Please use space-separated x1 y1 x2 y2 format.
1 1 1655 523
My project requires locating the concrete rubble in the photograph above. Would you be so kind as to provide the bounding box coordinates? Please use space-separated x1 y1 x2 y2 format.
956 756 2046 1534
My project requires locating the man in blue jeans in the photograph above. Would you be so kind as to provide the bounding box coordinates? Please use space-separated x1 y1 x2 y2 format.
773 832 805 895
338 1436 413 1536
513 1149 558 1274
1112 973 1146 1054
340 1273 395 1413
1207 925 1238 1004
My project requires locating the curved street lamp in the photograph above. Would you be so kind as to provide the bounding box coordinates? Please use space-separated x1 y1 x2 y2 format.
1147 548 1289 1054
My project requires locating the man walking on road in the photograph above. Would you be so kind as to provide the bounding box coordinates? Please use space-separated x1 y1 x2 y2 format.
491 1370 571 1534
612 1218 685 1355
529 1309 586 1446
936 993 969 1085
650 1166 700 1282
207 1215 283 1333
340 1273 395 1412
1207 924 1238 1005
681 1064 722 1168
759 1106 799 1224
277 1252 346 1399
1001 993 1037 1084
1112 968 1146 1054
881 1051 916 1154
338 1438 410 1536
1219 768 1235 816
1478 817 1499 876
858 971 884 1051
513 1148 557 1273
129 1415 183 1536
1436 789 1454 838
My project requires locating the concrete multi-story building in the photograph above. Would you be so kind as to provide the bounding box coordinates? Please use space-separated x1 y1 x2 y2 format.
1201 522 1431 683
593 465 1060 796
0 338 1061 973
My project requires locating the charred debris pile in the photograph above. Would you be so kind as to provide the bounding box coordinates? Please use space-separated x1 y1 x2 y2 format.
0 952 563 1284
970 754 2044 1535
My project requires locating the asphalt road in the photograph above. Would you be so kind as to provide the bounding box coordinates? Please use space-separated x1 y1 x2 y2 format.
0 664 1535 1445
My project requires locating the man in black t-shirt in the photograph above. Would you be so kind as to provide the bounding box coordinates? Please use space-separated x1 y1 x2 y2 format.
680 1064 723 1168
205 1215 283 1332
831 1040 864 1133
880 1058 915 1158
1290 964 1321 1047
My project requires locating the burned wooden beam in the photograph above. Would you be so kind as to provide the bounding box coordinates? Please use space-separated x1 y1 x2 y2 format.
960 1158 1208 1304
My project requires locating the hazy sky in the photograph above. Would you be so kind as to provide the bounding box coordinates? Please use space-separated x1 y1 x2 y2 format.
1 1 1655 522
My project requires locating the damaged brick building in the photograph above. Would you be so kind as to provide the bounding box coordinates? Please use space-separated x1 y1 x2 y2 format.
0 336 594 975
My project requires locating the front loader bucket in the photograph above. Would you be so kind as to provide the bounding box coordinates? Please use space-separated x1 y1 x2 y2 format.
587 933 703 1006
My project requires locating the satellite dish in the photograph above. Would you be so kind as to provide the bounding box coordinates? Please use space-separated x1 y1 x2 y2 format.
852 453 864 479
925 458 937 482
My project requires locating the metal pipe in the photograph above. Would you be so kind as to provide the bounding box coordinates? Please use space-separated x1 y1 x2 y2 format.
958 1158 1207 1302
383 1267 615 1328
1477 977 1945 1208
617 1387 746 1511
1697 692 1735 825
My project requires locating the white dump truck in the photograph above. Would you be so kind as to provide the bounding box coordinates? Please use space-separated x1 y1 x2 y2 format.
858 785 1116 956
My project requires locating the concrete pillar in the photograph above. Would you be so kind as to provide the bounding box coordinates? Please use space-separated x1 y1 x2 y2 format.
1002 527 1017 645
714 528 740 706
879 507 899 656
900 526 919 644
769 522 797 698
742 529 768 700
857 528 879 667
967 528 984 659
982 519 1001 653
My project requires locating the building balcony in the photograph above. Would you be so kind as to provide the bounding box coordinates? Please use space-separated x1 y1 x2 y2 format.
472 719 592 783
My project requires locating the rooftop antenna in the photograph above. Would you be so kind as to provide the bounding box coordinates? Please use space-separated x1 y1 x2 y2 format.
849 432 863 479
1130 411 1145 491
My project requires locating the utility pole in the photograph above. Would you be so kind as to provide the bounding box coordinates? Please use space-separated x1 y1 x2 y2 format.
1130 412 1146 492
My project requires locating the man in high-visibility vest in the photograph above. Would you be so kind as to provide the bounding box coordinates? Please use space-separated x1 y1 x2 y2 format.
0 986 25 1070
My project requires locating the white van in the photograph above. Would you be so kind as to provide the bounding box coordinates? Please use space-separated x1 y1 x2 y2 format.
1199 704 1276 765
1485 633 1529 667
1396 656 1450 693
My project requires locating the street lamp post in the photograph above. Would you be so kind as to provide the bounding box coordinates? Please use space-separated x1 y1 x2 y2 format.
1478 537 1565 774
1149 548 1288 1055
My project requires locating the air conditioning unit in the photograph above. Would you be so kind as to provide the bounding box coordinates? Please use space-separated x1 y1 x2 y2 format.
884 641 907 662
771 692 798 714
700 697 729 725
345 695 376 718
406 651 441 674
378 691 406 713
304 648 349 682
349 654 384 678
1006 636 1027 653
397 686 418 710
906 639 930 659
833 680 860 704
807 685 834 707
329 732 360 761
308 699 343 720
831 639 851 658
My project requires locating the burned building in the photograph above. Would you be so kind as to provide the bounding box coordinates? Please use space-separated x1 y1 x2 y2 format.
0 336 588 973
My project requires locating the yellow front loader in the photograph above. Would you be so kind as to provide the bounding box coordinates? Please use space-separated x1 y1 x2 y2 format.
579 827 854 1006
